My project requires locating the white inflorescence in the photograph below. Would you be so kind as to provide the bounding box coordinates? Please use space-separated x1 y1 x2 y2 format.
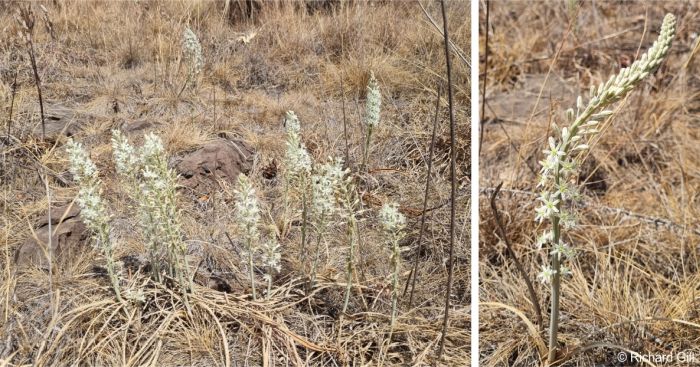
311 159 342 220
234 173 262 299
284 111 312 183
535 14 676 283
364 71 381 128
182 27 203 78
235 174 261 243
66 139 110 248
380 201 406 333
67 139 122 301
67 140 98 183
380 202 406 235
111 130 140 177
261 238 282 282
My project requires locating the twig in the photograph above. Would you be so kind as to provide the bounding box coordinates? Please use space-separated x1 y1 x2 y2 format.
479 0 489 156
437 0 456 359
417 1 469 67
403 86 441 308
489 182 543 328
480 187 700 238
17 6 46 140
6 71 18 140
340 76 351 169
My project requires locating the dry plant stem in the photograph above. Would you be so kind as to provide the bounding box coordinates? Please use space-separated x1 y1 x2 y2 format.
27 39 46 140
437 0 456 358
6 71 17 139
479 0 490 156
41 171 53 301
405 86 441 307
417 1 469 67
340 77 351 168
490 182 543 327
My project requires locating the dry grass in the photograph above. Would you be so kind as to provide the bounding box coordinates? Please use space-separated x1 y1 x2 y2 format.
0 1 469 366
480 2 700 366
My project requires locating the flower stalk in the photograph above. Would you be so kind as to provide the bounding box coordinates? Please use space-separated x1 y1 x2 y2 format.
362 72 381 171
234 174 262 300
535 14 676 363
379 202 406 338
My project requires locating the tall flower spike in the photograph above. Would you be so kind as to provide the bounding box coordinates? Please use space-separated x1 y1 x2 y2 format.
380 202 406 340
362 71 381 171
284 111 312 180
537 15 676 364
234 174 261 300
111 130 140 177
182 27 203 78
311 160 340 219
262 237 281 297
364 71 381 128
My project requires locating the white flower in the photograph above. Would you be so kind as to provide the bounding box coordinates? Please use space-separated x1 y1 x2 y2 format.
535 192 559 222
559 266 573 277
543 137 565 164
556 181 579 201
379 202 406 234
537 265 557 284
550 241 575 260
536 231 553 249
559 210 577 229
364 71 381 128
560 159 578 176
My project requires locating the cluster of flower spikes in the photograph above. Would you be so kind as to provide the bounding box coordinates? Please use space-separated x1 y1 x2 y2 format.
535 13 676 284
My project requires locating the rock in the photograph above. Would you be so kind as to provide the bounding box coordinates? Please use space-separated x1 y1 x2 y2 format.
31 105 86 141
485 74 578 122
176 139 254 192
15 204 89 268
121 119 155 134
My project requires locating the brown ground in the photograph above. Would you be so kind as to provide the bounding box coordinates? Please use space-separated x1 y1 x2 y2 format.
480 2 700 366
0 1 469 366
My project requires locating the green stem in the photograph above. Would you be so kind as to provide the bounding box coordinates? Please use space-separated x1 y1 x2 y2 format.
309 231 323 291
300 190 308 277
342 214 357 314
248 238 257 300
267 268 272 298
547 150 564 362
362 125 373 172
